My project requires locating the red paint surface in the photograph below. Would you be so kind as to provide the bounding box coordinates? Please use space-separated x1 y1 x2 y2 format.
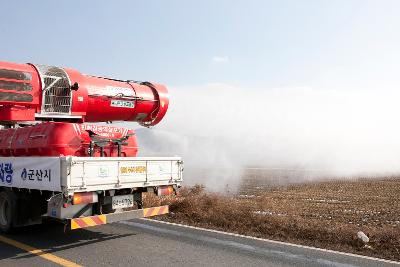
0 60 169 126
0 122 138 157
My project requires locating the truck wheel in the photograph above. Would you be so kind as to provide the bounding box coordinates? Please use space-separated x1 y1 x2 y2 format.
0 190 16 233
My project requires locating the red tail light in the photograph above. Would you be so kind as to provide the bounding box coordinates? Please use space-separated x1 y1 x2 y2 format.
72 192 98 205
157 186 175 196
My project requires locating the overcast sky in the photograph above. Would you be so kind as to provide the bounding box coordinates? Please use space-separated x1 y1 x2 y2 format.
1 0 399 90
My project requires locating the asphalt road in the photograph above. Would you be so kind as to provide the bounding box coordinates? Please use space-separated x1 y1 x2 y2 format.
0 219 398 267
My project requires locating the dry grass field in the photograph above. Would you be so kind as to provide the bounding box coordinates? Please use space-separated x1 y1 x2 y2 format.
146 170 400 261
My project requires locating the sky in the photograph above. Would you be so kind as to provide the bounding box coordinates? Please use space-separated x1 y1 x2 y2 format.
1 0 400 90
2 1 400 187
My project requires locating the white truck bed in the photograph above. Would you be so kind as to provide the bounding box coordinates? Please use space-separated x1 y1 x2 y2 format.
0 156 183 194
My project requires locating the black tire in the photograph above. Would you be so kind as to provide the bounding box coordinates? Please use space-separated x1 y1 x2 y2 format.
101 204 116 214
0 190 16 233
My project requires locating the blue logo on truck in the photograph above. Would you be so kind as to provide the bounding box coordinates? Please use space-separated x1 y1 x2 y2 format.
21 168 51 182
0 162 13 185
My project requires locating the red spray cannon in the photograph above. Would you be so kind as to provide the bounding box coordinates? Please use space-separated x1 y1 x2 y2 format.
0 60 169 126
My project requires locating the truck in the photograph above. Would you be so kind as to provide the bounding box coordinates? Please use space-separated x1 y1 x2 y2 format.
0 60 183 232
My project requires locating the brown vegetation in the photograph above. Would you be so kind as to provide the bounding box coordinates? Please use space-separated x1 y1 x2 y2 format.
153 178 400 261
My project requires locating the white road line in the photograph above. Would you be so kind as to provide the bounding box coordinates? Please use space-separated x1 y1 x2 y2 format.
140 218 400 265
121 220 357 267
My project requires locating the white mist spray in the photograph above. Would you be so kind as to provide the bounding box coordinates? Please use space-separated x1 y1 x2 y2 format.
134 83 400 191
